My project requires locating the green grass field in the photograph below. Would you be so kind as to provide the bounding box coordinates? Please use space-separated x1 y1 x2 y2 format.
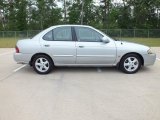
120 38 160 47
0 38 19 48
0 37 160 48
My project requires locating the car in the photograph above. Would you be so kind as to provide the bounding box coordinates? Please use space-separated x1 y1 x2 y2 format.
14 25 156 74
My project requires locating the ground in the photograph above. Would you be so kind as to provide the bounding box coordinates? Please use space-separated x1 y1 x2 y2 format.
0 48 160 120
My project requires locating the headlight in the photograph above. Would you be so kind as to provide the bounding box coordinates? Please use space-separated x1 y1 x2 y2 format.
147 48 153 54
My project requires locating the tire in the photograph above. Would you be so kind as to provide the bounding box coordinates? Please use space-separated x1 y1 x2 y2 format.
32 55 53 74
119 54 142 74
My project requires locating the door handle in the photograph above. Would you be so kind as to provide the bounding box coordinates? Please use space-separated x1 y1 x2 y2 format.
44 44 50 47
79 46 84 48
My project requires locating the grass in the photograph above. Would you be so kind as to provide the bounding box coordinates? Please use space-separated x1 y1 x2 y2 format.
120 38 160 47
0 37 160 48
0 38 18 48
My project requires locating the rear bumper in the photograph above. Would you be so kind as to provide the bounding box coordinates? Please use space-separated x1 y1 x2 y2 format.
13 52 32 64
142 53 156 66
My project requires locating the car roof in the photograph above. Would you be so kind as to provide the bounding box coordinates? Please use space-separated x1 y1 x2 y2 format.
49 24 93 29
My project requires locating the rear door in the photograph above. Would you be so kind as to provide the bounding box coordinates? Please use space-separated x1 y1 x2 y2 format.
40 26 76 65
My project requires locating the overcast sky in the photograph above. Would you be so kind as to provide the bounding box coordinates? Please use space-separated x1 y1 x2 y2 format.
56 0 123 7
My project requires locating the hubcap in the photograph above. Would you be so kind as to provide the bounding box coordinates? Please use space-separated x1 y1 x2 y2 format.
35 58 49 72
124 57 139 72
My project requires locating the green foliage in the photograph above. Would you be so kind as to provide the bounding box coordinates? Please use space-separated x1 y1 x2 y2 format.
127 0 160 28
68 0 103 28
0 0 159 30
16 0 28 30
118 6 133 29
68 1 81 24
35 0 62 29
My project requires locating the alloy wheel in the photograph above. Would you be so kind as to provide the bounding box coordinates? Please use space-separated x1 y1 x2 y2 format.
124 57 139 72
35 58 49 73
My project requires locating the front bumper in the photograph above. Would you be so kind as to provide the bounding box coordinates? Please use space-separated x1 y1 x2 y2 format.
13 52 32 64
142 53 156 66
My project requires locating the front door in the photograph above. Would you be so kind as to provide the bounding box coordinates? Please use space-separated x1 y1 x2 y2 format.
75 26 116 65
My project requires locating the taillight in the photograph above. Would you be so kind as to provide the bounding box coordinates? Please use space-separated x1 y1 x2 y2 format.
15 46 20 53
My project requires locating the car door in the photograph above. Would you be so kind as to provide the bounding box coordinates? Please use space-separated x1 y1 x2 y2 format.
75 26 116 65
40 26 76 65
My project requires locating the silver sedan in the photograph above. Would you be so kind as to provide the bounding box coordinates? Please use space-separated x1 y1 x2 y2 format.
14 25 156 74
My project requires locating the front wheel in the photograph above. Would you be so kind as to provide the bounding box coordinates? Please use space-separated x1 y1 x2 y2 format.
32 55 53 74
120 54 142 74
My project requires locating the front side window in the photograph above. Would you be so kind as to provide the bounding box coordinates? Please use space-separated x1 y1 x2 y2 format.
53 27 72 41
75 27 103 42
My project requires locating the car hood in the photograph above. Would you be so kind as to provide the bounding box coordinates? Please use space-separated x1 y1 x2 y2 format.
115 40 149 48
114 40 150 53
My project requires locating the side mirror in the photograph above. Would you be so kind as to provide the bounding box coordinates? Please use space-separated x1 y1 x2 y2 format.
102 37 110 43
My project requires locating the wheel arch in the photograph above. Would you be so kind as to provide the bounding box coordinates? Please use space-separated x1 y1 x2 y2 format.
118 52 144 67
29 53 54 66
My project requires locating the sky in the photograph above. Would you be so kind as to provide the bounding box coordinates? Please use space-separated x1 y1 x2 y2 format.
55 0 123 8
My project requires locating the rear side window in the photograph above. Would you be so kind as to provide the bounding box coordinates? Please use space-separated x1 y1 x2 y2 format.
43 30 53 41
43 27 72 41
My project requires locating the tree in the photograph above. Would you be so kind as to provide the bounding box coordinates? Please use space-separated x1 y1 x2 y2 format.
68 0 103 28
33 0 62 30
0 0 7 30
100 0 111 28
6 0 17 30
68 0 81 24
117 5 133 29
0 0 160 30
15 0 28 30
127 0 160 28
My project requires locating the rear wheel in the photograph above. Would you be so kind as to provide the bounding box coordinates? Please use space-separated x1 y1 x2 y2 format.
120 54 142 74
32 55 53 74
